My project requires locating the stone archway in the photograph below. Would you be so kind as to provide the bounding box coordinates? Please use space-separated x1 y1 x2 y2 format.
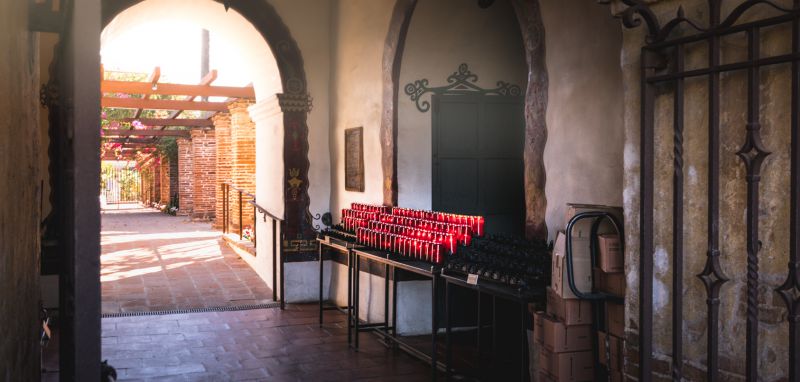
380 0 549 240
102 0 317 255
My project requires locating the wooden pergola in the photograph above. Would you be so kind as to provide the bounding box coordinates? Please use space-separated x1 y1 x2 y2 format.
101 67 255 152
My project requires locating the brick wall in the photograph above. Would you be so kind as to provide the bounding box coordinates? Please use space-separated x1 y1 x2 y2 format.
177 138 194 215
0 0 42 377
213 112 231 229
229 100 256 231
190 129 216 220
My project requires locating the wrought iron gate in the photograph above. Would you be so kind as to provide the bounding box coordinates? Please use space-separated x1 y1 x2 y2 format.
101 163 141 204
621 0 800 380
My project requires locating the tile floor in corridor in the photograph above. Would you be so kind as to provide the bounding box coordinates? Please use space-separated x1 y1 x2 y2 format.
101 204 272 314
101 304 435 381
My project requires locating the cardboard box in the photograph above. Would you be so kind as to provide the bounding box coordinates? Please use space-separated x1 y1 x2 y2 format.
594 268 626 297
565 204 624 239
598 331 623 371
533 311 546 344
542 315 592 353
539 348 594 382
551 232 592 299
606 301 624 338
547 287 592 326
598 234 623 273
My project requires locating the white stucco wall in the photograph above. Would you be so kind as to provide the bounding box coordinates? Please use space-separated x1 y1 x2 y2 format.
397 0 528 210
540 0 625 239
329 0 396 221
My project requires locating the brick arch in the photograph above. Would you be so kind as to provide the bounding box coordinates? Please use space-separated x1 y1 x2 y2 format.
380 0 549 240
102 0 316 249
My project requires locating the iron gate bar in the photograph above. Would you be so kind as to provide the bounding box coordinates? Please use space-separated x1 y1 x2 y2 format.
646 12 796 50
647 53 800 83
672 42 685 382
696 2 729 381
736 27 772 382
639 46 657 382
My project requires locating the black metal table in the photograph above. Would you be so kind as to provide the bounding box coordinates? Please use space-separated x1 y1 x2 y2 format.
441 270 545 381
351 248 443 381
316 236 363 346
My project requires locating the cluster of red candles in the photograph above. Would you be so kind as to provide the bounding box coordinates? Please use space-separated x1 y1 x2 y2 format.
378 214 472 246
339 203 485 264
356 227 444 264
341 209 380 232
367 221 457 254
351 203 391 214
391 207 485 237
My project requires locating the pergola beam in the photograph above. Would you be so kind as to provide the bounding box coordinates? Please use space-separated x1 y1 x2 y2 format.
103 129 190 137
102 97 229 112
132 66 161 119
101 81 252 100
111 118 213 127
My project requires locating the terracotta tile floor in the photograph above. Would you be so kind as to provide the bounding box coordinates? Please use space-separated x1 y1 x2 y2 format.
101 204 272 314
101 304 436 381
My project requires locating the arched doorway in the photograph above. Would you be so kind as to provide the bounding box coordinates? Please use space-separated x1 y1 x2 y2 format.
381 0 549 240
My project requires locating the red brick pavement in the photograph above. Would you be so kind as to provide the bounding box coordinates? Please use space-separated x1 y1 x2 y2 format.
101 304 435 381
101 205 272 314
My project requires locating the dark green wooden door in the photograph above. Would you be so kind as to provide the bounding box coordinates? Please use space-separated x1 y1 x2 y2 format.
432 94 525 235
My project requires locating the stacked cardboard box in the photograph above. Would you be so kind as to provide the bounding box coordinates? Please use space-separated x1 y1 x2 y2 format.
534 204 624 381
534 232 593 381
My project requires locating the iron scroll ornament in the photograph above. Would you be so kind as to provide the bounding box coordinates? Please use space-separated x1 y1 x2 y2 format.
404 63 522 113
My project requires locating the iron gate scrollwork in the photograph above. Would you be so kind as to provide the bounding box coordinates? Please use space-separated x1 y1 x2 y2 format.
617 0 800 381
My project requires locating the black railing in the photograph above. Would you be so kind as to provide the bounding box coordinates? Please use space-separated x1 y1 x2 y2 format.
221 182 285 309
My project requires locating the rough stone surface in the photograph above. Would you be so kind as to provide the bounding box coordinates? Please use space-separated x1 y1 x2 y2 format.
0 0 41 379
616 1 794 380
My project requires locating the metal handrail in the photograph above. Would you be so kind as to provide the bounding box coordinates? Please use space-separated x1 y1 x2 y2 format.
247 200 283 222
221 182 285 310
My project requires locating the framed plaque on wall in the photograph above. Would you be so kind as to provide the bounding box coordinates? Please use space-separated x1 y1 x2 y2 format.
344 127 364 192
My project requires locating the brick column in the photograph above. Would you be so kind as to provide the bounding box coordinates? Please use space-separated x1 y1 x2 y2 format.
159 158 170 204
169 155 179 204
152 158 161 204
177 138 194 215
190 129 216 220
213 112 231 229
229 99 256 231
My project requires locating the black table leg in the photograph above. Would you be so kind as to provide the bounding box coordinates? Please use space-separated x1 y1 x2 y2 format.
347 250 353 346
492 296 497 369
445 281 452 380
392 266 398 340
354 253 360 351
384 263 389 336
521 302 529 382
477 291 482 355
318 244 323 327
432 276 438 381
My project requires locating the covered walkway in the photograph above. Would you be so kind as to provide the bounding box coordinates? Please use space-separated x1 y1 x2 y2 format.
101 204 271 314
